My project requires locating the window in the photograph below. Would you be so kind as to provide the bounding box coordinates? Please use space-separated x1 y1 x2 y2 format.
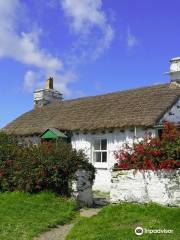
93 139 107 164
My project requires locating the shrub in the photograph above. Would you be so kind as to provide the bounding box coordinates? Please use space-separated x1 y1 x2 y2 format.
0 137 95 195
114 122 180 171
0 132 17 145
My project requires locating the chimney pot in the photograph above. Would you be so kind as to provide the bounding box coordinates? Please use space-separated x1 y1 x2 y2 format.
46 77 54 90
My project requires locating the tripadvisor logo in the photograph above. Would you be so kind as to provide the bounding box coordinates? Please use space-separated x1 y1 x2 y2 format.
135 227 143 236
135 227 173 236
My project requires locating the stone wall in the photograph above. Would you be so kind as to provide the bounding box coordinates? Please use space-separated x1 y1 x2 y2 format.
110 170 180 206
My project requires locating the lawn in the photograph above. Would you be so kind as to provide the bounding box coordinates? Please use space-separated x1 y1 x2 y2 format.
66 203 180 240
0 191 76 240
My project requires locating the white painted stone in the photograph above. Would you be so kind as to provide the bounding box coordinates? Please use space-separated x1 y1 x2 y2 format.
168 57 180 83
18 136 40 145
93 169 111 192
110 170 180 206
34 88 62 108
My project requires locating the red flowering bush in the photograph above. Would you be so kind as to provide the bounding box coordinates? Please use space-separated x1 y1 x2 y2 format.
114 122 180 171
0 134 95 195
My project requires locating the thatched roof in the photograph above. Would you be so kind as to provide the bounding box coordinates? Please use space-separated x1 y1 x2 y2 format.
2 83 180 136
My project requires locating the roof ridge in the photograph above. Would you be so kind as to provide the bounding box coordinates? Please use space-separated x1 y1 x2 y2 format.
61 83 170 103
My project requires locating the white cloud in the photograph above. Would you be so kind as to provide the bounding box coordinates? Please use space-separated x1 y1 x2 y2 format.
127 28 138 49
62 0 106 33
93 25 114 59
61 0 114 60
45 0 58 9
0 1 63 72
0 0 75 96
23 71 37 92
0 0 114 98
53 71 77 96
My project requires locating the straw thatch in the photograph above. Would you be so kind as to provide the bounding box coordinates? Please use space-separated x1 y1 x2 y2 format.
2 83 180 136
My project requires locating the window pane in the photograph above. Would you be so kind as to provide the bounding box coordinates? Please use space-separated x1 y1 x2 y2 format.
102 152 107 162
93 152 101 162
94 139 100 150
101 139 107 150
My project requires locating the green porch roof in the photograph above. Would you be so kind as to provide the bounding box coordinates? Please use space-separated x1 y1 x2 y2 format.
41 128 67 139
154 124 163 129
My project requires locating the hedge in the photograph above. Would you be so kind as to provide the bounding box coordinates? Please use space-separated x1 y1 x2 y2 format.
0 133 95 195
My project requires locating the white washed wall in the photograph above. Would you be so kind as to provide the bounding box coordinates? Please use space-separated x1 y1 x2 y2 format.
110 170 180 206
159 98 180 123
18 136 40 145
71 128 156 192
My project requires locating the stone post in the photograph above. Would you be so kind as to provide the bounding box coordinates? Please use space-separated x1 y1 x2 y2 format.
72 169 93 207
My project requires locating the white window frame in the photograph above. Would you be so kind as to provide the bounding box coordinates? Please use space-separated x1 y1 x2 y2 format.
92 138 108 169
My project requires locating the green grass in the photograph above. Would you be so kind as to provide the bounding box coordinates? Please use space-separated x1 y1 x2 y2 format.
0 191 76 240
66 203 180 240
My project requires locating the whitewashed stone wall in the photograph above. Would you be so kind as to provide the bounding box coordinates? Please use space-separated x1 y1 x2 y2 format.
93 169 112 192
110 170 180 206
18 136 40 145
71 128 156 192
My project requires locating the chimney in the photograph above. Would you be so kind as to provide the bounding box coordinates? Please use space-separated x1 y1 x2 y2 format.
46 77 53 90
168 57 180 87
34 77 63 108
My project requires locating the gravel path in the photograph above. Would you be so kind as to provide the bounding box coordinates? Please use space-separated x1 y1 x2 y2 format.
79 208 101 218
34 208 101 240
34 224 74 240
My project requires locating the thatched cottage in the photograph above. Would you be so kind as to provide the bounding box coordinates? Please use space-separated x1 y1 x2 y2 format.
2 57 180 191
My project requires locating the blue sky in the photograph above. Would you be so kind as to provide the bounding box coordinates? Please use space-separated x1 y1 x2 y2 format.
0 0 180 128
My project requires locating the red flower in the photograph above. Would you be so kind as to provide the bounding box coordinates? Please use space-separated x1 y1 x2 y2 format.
149 150 161 157
159 160 176 169
118 162 130 170
144 158 156 171
134 144 145 154
130 155 137 162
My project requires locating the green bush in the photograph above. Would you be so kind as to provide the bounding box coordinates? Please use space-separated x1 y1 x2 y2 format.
0 136 95 195
0 132 17 145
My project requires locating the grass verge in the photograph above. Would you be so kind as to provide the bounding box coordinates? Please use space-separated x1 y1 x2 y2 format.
66 203 180 240
0 191 76 240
